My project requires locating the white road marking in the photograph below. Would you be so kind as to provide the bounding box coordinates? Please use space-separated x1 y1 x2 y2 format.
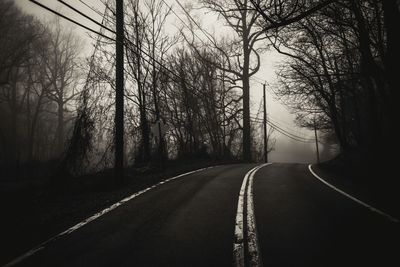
3 247 44 267
233 166 255 267
234 163 271 267
308 164 399 223
3 166 216 267
246 164 268 266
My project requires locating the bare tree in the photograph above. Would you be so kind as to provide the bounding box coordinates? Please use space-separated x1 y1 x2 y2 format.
0 1 38 86
44 18 82 156
25 30 53 161
0 0 45 165
163 45 243 159
122 0 178 163
266 0 398 163
200 0 268 162
0 2 84 172
143 0 176 161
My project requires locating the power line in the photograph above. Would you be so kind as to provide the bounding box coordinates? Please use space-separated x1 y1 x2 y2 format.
57 0 115 34
173 0 216 44
32 0 288 140
159 0 208 47
79 0 104 14
28 0 114 41
251 110 312 141
171 0 267 86
31 0 184 94
251 116 315 143
268 116 305 136
268 115 296 130
252 82 308 136
60 0 271 102
67 0 203 99
263 123 314 143
31 0 314 147
79 0 173 66
81 0 110 92
35 0 124 180
269 121 314 142
78 0 115 28
98 0 271 103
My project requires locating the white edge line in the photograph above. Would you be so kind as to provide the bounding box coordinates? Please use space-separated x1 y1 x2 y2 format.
246 163 271 267
308 164 399 223
3 247 44 267
3 166 217 267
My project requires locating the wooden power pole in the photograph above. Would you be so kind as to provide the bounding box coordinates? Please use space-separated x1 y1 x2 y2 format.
115 0 124 183
313 116 320 164
263 83 268 163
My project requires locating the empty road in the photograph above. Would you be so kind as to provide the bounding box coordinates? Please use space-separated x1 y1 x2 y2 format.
5 163 398 267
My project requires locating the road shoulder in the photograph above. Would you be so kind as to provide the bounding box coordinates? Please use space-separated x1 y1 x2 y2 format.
311 163 400 221
0 160 234 265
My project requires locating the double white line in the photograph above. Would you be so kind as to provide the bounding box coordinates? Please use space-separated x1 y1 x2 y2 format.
233 163 271 267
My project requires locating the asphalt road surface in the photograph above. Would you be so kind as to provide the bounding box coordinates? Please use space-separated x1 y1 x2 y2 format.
5 163 399 267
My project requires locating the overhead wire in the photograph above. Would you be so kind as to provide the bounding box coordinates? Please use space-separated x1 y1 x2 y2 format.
251 111 309 138
77 0 206 100
79 0 106 17
250 114 314 143
170 0 268 86
173 0 216 44
36 0 187 117
28 0 114 41
31 0 310 142
29 0 203 100
159 0 209 48
36 0 262 99
170 0 294 138
57 0 115 34
251 116 315 143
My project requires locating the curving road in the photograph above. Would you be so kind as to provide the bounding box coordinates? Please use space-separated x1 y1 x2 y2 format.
5 163 399 267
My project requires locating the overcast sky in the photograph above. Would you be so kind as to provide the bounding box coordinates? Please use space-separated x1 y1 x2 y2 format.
15 0 328 163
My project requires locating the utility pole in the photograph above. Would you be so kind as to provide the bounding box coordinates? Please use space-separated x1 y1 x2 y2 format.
115 0 124 183
263 83 268 163
313 116 320 164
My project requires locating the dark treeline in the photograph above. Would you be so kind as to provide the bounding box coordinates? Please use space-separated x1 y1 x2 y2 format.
0 1 82 174
83 0 249 171
252 0 399 164
1 0 396 179
1 0 262 178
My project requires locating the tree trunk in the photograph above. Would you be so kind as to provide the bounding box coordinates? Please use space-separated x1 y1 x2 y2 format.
151 45 166 161
242 44 251 162
10 74 18 167
350 1 383 149
134 7 150 164
28 93 44 161
382 0 400 118
139 99 151 162
57 100 64 156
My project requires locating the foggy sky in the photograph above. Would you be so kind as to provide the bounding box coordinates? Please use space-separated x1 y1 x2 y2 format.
15 0 328 163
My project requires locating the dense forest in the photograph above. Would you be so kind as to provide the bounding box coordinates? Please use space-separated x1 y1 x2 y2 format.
1 0 398 179
265 0 399 166
0 2 83 172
